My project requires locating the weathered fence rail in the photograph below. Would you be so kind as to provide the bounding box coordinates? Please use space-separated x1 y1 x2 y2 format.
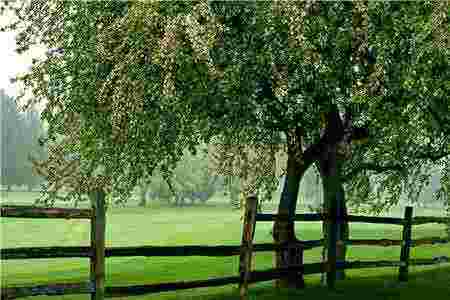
3 257 450 300
1 193 449 300
1 205 92 219
1 242 323 260
411 216 450 225
1 190 105 300
255 213 405 225
2 282 95 300
3 236 449 261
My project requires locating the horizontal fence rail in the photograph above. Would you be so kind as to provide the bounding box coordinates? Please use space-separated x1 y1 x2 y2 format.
3 207 446 226
254 213 405 225
1 282 95 300
347 237 450 247
0 242 322 260
0 205 92 219
5 257 449 299
1 246 92 260
2 236 448 260
411 216 450 225
411 237 449 246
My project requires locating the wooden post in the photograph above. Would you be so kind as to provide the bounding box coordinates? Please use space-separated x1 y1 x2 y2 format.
398 206 413 282
90 190 106 300
239 194 258 300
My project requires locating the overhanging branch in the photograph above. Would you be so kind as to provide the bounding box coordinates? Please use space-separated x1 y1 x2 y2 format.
342 163 405 183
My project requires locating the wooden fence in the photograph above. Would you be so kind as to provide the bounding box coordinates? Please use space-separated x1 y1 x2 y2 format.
1 192 449 300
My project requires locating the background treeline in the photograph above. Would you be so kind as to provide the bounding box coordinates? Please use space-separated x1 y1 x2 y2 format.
1 89 47 192
135 145 443 211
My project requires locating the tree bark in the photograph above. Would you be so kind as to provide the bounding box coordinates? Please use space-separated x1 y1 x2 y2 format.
320 179 349 282
318 144 340 288
272 128 307 289
317 105 349 286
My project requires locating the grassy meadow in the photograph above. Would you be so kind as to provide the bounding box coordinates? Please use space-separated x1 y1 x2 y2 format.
1 190 449 299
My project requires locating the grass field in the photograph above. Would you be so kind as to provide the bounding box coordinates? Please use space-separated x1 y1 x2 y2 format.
1 191 449 299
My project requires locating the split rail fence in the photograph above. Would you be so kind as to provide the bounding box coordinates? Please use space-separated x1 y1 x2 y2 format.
1 192 449 300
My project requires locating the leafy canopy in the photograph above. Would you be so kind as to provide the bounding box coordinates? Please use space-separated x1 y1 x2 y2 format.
1 1 448 211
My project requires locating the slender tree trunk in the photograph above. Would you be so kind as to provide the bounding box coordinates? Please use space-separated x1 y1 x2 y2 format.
272 148 306 289
164 176 178 207
138 187 147 207
74 192 82 208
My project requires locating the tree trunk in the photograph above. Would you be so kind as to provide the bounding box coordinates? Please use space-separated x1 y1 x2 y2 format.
318 144 340 288
316 105 351 286
320 181 349 283
175 195 184 207
272 149 306 289
74 192 82 208
164 176 178 207
138 186 147 207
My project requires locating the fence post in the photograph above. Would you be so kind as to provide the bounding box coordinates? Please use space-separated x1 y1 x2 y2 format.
398 206 413 282
239 194 258 300
90 190 106 300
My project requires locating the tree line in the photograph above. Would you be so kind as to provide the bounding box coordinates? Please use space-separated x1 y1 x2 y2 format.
1 89 47 192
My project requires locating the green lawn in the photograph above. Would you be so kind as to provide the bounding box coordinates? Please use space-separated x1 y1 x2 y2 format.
1 191 449 299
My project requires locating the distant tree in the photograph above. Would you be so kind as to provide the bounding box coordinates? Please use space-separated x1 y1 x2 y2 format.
160 144 218 207
1 90 24 190
22 109 47 190
1 89 47 192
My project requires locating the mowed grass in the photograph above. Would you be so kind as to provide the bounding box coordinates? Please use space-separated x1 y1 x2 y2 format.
1 191 449 300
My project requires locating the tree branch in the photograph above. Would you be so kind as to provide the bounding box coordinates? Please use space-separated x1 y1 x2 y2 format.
302 134 329 170
342 163 405 183
413 151 449 163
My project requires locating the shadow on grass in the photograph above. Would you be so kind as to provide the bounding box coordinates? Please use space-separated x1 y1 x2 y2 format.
160 265 450 300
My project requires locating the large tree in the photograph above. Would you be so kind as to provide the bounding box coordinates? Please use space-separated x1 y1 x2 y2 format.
2 0 449 288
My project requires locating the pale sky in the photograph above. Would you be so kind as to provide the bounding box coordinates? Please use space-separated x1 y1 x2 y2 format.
0 12 47 111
